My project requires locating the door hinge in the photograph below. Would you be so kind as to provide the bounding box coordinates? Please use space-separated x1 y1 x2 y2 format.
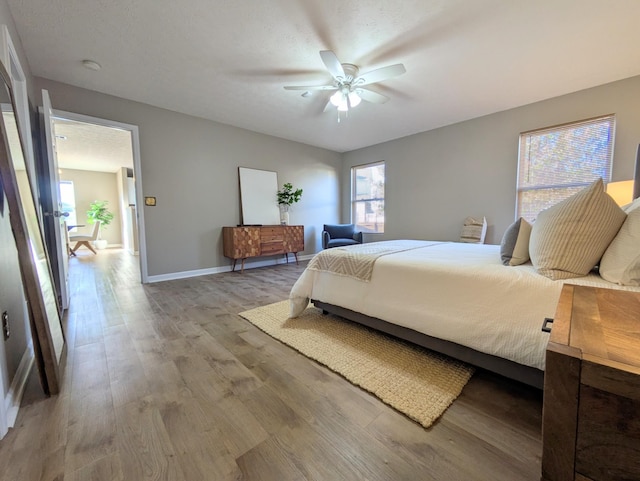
2 311 9 340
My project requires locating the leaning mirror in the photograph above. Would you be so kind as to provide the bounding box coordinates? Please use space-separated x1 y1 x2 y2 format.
238 167 280 225
0 62 64 394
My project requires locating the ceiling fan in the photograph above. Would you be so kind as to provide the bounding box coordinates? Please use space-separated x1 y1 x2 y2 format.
284 50 406 114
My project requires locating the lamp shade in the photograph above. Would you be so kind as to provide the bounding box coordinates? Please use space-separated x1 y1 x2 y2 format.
606 180 634 206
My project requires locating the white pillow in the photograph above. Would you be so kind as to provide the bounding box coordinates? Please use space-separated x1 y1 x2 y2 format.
529 179 626 280
600 199 640 285
622 196 640 214
500 218 532 266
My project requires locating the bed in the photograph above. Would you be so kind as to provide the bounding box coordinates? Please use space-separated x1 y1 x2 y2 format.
289 179 640 389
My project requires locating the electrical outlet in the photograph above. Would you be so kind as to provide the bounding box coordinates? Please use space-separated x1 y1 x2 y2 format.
2 311 9 340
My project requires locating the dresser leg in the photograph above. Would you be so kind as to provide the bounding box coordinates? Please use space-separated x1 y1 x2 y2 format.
241 258 246 273
231 259 237 272
294 252 299 265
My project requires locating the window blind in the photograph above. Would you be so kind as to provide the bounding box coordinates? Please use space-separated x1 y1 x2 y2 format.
516 115 615 221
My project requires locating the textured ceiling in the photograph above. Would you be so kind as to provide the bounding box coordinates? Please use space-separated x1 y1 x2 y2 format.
53 118 133 173
8 0 640 153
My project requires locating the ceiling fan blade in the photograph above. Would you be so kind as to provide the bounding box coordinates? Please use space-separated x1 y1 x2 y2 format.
356 88 389 104
284 85 337 91
356 64 406 86
319 50 346 80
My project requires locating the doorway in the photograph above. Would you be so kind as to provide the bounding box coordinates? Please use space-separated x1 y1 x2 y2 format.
48 110 148 283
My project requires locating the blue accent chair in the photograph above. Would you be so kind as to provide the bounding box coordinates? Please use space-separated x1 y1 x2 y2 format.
322 224 363 249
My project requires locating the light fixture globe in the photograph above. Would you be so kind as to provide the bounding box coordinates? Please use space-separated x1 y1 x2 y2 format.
330 90 344 107
348 92 361 108
330 83 361 112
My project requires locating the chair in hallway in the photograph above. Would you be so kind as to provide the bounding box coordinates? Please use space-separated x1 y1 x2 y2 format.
69 221 101 254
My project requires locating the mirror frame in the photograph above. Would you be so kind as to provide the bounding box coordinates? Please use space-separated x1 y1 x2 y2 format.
238 167 280 225
0 61 63 394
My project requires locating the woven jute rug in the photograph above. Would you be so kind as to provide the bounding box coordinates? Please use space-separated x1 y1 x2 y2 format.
239 300 474 428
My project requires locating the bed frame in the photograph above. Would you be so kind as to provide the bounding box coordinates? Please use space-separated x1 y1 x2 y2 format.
313 299 545 389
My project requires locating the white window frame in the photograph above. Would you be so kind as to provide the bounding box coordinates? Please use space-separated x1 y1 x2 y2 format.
516 114 615 222
351 161 385 234
59 180 78 230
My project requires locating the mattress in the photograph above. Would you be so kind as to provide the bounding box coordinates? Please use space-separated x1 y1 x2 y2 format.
289 241 639 370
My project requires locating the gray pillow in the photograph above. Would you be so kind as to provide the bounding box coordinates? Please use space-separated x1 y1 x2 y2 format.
500 218 532 266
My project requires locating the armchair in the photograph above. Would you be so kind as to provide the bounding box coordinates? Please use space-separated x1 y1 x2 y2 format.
69 221 101 254
322 223 363 249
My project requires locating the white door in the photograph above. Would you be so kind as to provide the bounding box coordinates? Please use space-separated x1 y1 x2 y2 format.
41 90 70 310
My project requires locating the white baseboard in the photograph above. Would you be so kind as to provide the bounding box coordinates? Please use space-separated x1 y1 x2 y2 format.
4 344 34 428
147 254 315 283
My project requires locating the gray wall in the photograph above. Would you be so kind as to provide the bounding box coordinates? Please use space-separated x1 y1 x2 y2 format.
342 75 640 245
35 78 342 277
60 168 123 246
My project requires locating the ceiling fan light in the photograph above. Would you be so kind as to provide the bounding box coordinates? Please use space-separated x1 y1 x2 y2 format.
337 102 349 112
330 91 343 107
348 92 361 108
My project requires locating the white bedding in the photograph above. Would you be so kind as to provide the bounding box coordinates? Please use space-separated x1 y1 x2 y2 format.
289 241 640 370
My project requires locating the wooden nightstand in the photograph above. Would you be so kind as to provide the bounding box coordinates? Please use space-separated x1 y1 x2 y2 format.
541 285 640 481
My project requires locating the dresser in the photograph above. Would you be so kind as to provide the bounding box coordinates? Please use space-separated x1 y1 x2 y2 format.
222 225 304 272
541 285 640 481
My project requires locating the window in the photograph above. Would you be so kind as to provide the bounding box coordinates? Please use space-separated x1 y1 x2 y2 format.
351 162 385 233
516 115 615 222
59 180 78 230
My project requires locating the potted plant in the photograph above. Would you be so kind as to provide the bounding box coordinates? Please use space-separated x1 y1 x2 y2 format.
277 182 303 225
87 200 114 249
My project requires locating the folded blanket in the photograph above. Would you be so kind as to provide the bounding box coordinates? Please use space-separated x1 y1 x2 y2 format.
307 240 437 282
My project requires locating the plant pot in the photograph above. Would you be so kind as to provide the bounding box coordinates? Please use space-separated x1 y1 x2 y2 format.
280 211 290 225
94 239 108 250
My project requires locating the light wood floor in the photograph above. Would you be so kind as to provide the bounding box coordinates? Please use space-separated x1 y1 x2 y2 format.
0 249 543 480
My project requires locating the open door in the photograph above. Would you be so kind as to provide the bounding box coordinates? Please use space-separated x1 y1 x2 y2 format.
39 90 70 311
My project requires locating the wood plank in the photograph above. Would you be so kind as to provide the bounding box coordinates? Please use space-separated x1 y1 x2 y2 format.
581 359 640 401
541 347 581 481
114 399 187 481
66 453 125 481
548 284 574 345
576 384 640 481
158 396 241 480
570 286 608 358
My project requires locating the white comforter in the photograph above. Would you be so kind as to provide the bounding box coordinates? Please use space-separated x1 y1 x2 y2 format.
289 241 635 370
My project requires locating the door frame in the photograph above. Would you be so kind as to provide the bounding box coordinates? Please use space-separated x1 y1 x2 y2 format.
51 110 148 283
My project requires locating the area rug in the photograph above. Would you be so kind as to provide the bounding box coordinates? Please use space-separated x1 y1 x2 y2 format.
239 300 475 428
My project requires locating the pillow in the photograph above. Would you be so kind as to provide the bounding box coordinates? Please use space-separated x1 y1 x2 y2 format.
599 199 640 285
529 178 626 280
500 218 532 266
622 196 640 214
460 216 487 243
